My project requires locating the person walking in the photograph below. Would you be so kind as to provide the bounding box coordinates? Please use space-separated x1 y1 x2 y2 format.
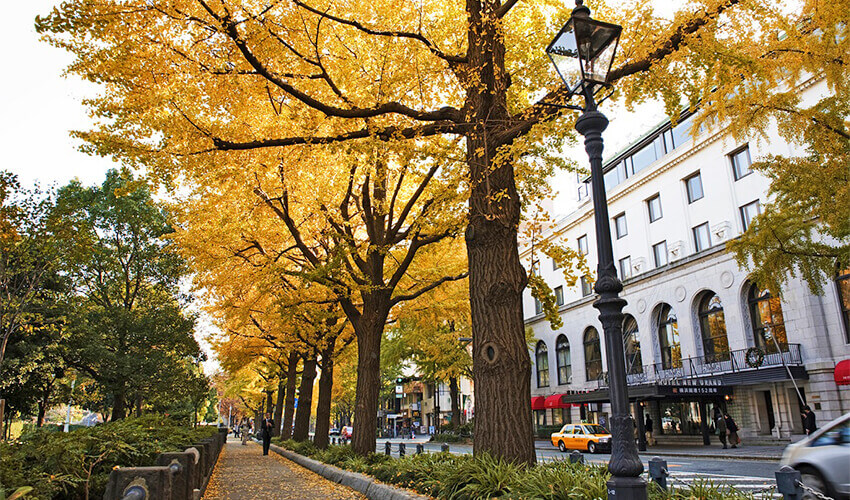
261 413 274 455
644 414 655 446
724 412 740 448
802 405 817 436
240 418 251 446
714 408 728 449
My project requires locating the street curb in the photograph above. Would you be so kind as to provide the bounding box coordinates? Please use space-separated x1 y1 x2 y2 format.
268 443 432 500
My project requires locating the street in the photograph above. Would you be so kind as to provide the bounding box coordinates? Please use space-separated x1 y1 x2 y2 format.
375 441 783 497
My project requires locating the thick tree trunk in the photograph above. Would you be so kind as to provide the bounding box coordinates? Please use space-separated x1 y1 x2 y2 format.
111 389 126 421
272 375 286 437
449 377 460 431
464 0 535 465
293 354 317 441
313 340 337 449
281 353 299 440
350 310 388 456
37 400 47 427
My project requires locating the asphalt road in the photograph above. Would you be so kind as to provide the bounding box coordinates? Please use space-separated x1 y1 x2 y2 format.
376 442 781 480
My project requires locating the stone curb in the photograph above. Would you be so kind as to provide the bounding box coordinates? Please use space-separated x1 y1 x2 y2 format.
636 451 781 462
268 443 431 500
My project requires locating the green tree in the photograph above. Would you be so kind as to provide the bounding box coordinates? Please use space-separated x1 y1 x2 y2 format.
52 169 205 420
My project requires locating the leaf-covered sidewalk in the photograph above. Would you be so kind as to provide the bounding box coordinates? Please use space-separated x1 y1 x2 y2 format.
203 437 366 500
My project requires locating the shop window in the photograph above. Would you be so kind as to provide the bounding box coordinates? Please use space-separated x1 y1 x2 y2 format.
747 285 789 352
536 341 550 388
535 410 546 427
623 315 643 374
698 293 730 362
556 334 572 385
657 304 681 369
837 267 850 343
583 327 603 381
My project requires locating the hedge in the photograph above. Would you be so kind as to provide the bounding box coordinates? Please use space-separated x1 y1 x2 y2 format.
0 414 218 500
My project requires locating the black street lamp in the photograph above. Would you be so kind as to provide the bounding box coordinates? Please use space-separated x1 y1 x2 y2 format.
546 2 646 499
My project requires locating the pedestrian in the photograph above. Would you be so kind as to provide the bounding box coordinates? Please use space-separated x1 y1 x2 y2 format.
240 418 251 446
724 412 740 448
802 405 817 436
261 413 274 455
714 408 728 449
644 414 655 446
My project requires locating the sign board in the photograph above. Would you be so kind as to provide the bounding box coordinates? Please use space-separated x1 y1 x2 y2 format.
395 385 404 393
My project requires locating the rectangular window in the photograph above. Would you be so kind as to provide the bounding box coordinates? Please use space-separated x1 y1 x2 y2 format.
685 172 704 203
631 142 658 174
647 194 663 222
740 200 761 231
534 297 543 315
693 222 711 252
731 146 752 180
614 213 628 239
578 234 589 256
580 276 593 297
671 114 694 149
552 257 560 270
663 129 675 153
653 241 668 268
619 256 631 280
554 286 564 306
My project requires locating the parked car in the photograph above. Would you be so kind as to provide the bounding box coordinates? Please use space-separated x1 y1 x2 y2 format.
551 423 611 454
780 411 850 499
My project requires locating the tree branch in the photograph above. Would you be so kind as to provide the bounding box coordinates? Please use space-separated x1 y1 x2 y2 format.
391 272 468 306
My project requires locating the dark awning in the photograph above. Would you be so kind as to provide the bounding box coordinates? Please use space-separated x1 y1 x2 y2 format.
561 382 734 404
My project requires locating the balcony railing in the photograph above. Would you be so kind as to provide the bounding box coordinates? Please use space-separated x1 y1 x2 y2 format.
595 343 803 389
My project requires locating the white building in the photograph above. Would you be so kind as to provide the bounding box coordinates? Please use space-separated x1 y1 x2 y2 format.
523 76 850 443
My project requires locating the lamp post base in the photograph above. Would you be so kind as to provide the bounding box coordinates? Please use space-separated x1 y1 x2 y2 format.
606 476 647 500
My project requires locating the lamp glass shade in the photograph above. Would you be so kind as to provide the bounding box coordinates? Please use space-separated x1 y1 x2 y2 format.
546 14 622 88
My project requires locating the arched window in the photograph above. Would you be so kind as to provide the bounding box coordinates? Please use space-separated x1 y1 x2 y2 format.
836 267 850 343
747 285 788 352
622 315 643 374
535 341 549 388
657 305 681 369
698 293 730 362
583 327 603 381
556 334 572 385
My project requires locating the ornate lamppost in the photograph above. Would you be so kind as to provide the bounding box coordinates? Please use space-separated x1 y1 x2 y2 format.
546 2 646 498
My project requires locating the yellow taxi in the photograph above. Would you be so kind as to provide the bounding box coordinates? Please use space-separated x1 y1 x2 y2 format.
550 423 612 454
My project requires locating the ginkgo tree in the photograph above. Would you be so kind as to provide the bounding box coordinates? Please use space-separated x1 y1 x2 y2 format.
38 0 817 462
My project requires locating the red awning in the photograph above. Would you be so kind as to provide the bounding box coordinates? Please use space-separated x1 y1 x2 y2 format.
531 396 546 410
544 394 573 409
835 359 850 386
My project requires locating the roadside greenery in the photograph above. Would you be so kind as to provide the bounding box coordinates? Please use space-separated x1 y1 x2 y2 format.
273 439 766 499
0 414 217 500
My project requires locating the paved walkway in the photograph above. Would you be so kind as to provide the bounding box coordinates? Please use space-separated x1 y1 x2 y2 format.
203 437 365 500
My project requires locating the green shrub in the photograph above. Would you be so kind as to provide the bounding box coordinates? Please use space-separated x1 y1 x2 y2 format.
534 425 562 439
0 414 217 500
431 432 464 443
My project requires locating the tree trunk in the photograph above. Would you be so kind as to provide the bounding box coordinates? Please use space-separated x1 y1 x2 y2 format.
449 377 461 431
292 354 317 441
281 352 299 440
0 399 5 440
464 0 535 465
350 310 388 456
135 393 143 417
313 339 336 449
265 390 274 419
272 375 286 437
111 389 126 421
37 400 47 427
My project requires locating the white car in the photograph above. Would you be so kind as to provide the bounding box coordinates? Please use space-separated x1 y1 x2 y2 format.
780 412 850 499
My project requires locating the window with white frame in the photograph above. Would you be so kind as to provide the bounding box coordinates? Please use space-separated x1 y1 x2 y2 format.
554 286 564 306
614 213 628 239
685 172 704 203
647 194 663 222
578 235 589 256
653 241 668 268
580 275 592 297
731 146 752 180
619 256 631 280
740 200 761 231
693 222 711 252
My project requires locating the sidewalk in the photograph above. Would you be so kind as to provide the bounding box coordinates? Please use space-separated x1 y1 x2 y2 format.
203 437 365 499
